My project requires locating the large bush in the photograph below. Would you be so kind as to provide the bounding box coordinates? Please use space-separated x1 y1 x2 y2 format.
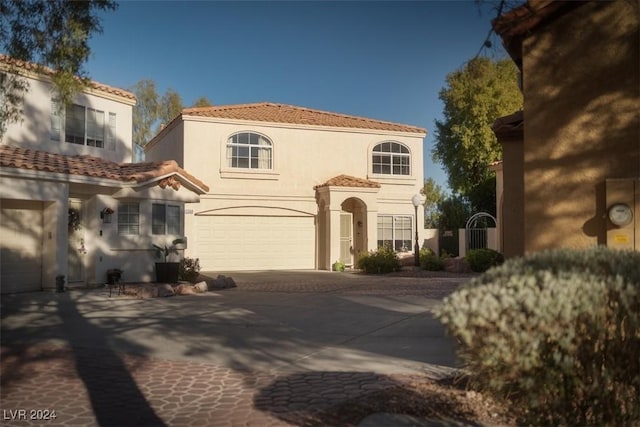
357 246 400 274
465 248 504 272
436 247 640 426
420 248 444 271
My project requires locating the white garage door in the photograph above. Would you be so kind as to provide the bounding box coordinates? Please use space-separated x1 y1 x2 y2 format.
1 200 43 293
195 216 315 270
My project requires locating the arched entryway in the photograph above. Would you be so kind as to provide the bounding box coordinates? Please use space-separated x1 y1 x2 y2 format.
339 198 367 267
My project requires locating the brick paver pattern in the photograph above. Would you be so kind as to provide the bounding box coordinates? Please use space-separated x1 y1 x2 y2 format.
1 274 465 427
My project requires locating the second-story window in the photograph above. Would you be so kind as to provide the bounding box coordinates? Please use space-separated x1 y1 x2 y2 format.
51 99 116 150
226 132 272 169
372 142 411 176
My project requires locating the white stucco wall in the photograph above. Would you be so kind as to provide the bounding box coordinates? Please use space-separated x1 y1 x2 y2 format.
2 74 134 163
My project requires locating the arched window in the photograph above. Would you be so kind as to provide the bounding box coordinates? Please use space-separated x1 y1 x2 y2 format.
372 142 410 175
227 132 272 169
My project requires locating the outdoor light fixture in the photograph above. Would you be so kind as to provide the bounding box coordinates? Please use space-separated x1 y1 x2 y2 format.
101 207 114 224
411 193 423 267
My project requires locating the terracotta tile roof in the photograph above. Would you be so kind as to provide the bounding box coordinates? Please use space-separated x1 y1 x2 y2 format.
0 54 136 102
492 110 524 141
492 1 586 65
0 145 208 193
314 174 381 190
182 102 426 133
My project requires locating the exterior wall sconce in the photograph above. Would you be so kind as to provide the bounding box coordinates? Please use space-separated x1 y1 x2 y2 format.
101 207 114 224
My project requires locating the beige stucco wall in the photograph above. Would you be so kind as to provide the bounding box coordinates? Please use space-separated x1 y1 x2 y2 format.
521 0 639 252
147 116 427 269
2 73 135 163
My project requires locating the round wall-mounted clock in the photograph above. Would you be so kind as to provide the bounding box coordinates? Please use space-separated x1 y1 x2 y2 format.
608 203 633 227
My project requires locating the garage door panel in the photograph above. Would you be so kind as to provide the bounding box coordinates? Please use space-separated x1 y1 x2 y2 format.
195 216 315 270
1 200 43 293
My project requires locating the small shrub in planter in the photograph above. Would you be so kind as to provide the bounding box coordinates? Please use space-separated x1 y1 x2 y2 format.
465 248 504 272
179 257 201 283
436 247 640 426
357 245 400 274
420 248 444 271
332 260 346 272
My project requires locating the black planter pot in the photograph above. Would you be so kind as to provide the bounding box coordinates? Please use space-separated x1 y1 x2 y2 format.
155 262 180 283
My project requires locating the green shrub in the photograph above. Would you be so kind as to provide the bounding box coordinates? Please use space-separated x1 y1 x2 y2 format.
179 257 201 283
332 260 346 272
420 248 444 271
357 246 400 274
465 248 504 272
436 247 640 426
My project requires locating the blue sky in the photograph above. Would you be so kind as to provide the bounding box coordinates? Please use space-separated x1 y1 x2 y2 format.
86 0 508 193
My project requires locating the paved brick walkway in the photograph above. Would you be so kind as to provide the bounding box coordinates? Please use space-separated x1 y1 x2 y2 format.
1 271 470 427
1 343 418 427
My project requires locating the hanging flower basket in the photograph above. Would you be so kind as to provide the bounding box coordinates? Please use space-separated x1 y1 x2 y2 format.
68 208 81 232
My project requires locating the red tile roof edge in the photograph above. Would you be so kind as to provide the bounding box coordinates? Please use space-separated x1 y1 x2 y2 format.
0 145 209 193
0 54 136 102
314 174 381 190
181 102 427 134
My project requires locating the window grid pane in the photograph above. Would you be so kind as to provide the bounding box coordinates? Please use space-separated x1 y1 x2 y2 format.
167 205 181 234
65 104 85 145
118 203 140 235
227 132 272 169
152 204 165 235
377 215 413 252
372 142 410 176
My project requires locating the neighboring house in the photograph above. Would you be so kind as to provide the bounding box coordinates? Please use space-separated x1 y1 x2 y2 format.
0 55 208 293
491 0 639 257
145 102 427 270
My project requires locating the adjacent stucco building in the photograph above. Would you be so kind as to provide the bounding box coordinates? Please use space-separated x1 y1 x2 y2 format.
0 55 208 292
146 102 427 271
492 0 640 257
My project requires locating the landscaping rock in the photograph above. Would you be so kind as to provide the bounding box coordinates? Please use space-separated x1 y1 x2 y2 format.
135 284 159 299
174 284 197 295
208 275 237 290
193 281 208 293
443 257 472 274
157 284 175 297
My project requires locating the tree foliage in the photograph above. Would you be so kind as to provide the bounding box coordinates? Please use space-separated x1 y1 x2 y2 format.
158 88 183 128
0 0 117 138
421 178 445 228
131 79 159 147
432 56 522 209
131 81 213 147
191 96 213 108
436 195 472 231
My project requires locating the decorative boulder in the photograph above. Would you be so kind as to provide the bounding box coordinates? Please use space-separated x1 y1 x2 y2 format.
157 284 175 297
135 284 159 299
208 275 237 290
443 257 472 274
193 281 208 293
174 284 197 295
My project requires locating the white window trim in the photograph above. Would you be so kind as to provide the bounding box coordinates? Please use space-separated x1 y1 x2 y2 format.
370 141 412 177
377 214 414 253
50 98 116 151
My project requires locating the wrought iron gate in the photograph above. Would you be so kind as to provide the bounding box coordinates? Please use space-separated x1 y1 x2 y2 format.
465 212 497 252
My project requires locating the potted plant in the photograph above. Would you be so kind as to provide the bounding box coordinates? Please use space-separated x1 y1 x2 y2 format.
152 238 185 283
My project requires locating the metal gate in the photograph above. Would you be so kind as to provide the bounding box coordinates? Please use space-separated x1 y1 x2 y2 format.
465 212 497 252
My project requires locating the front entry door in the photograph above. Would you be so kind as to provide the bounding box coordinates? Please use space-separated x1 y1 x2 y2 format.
339 212 353 266
67 199 86 283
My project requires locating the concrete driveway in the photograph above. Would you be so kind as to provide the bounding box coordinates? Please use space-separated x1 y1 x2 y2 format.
0 270 471 426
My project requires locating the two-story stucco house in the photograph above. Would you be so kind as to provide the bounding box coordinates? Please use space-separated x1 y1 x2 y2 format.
0 55 208 293
145 102 427 271
490 0 639 257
